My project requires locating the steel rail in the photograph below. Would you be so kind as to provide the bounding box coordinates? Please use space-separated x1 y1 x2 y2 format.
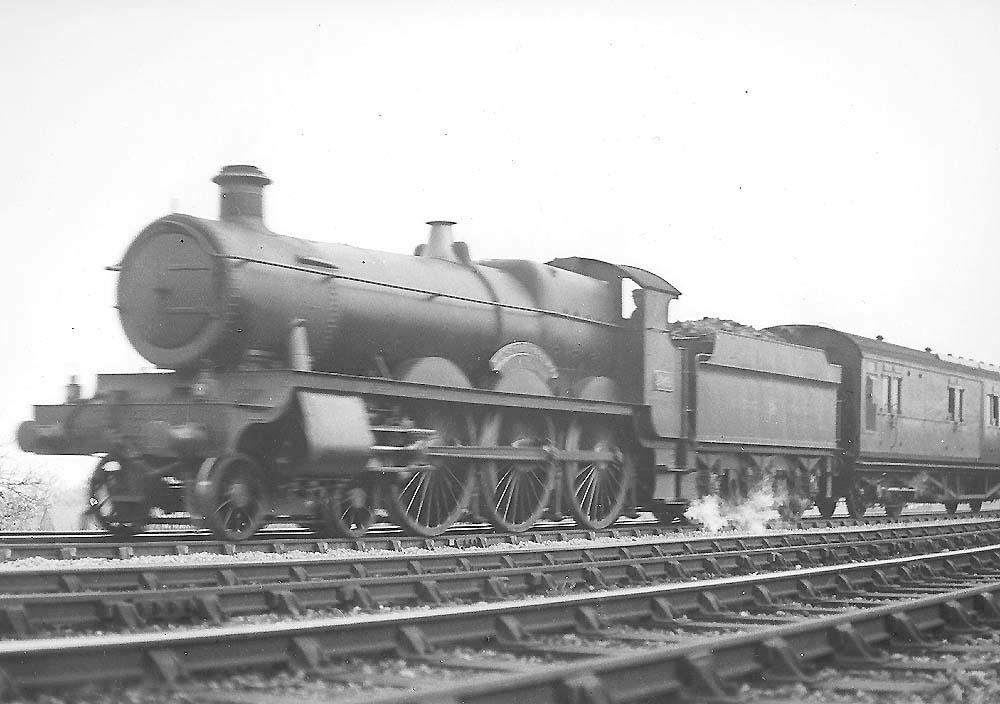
0 543 999 695
0 510 993 561
0 520 667 561
0 516 663 543
1 517 995 597
1 521 997 637
356 552 1000 704
0 522 649 544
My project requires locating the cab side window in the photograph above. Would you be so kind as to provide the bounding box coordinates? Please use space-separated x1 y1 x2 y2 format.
621 278 640 320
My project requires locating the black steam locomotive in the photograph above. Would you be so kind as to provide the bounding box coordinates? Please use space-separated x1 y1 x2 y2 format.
17 165 1000 539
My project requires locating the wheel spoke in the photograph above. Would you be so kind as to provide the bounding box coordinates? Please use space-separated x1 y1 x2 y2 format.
424 475 438 526
513 473 536 522
498 471 517 519
428 474 443 526
411 474 430 522
584 469 600 518
527 470 545 493
220 507 235 530
424 474 439 526
403 473 424 515
440 468 461 507
576 466 598 510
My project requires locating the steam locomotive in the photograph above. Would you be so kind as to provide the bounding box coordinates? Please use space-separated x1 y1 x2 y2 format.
17 165 999 540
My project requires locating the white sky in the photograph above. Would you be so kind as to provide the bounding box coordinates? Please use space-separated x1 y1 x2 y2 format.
2 0 999 452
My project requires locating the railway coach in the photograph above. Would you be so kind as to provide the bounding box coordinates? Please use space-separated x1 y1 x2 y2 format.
771 326 1000 517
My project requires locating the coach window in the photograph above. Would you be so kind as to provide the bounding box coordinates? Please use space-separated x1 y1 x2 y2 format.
883 375 902 415
948 386 965 423
865 375 877 430
989 393 1000 427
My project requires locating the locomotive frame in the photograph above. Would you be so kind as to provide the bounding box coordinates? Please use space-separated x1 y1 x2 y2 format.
24 359 647 539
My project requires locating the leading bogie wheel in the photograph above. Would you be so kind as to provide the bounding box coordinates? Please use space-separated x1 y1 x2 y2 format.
88 456 149 537
317 478 377 538
944 500 958 515
384 405 476 536
562 417 634 530
195 454 269 541
479 410 557 533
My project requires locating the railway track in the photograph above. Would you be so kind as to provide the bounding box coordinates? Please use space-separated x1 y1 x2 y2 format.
0 516 999 699
1 517 998 639
0 520 663 561
2 515 995 593
0 508 994 561
329 546 1000 704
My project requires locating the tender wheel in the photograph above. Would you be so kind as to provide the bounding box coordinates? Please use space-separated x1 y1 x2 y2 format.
944 500 958 515
384 405 476 536
562 418 634 530
845 484 870 519
765 455 812 521
317 479 376 538
195 454 268 541
652 504 687 525
478 411 557 533
883 501 905 518
814 498 837 518
88 456 149 537
969 500 983 513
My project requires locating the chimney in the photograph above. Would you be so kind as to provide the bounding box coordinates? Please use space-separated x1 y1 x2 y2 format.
212 165 271 230
423 221 458 261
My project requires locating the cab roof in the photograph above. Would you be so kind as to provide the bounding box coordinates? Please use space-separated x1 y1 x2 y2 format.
547 257 681 296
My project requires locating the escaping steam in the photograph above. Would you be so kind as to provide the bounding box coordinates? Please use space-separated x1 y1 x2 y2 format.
684 483 784 533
